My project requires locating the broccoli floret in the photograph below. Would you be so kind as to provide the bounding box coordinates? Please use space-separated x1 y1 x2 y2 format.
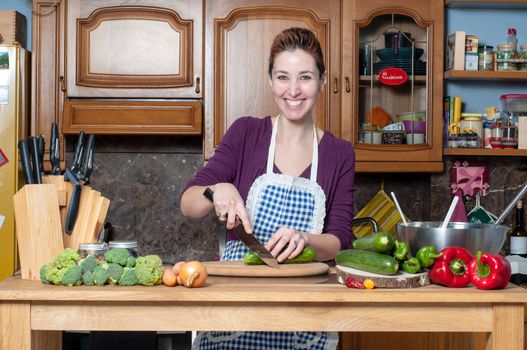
107 263 124 284
40 264 50 284
118 267 138 286
135 255 163 286
93 266 109 286
126 256 136 268
62 265 83 286
78 254 98 273
44 248 81 285
82 270 94 286
104 248 132 266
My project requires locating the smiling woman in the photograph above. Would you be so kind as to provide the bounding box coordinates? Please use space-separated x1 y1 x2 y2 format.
180 27 356 350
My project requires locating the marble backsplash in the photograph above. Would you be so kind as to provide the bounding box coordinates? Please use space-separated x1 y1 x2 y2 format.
76 135 527 263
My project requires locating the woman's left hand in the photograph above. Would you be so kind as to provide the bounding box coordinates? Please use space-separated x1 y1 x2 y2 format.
265 227 308 262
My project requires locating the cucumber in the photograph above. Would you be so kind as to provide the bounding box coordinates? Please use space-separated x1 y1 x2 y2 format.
352 231 394 254
242 246 316 265
336 249 399 275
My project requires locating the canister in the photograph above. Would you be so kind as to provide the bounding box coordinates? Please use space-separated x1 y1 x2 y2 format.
478 45 494 71
460 113 483 147
497 44 518 71
519 45 527 71
109 240 140 257
78 242 109 258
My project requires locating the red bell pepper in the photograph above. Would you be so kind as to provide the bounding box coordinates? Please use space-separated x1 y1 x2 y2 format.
468 251 511 290
429 247 473 288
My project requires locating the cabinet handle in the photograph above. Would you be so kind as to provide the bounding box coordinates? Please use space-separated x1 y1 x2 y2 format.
59 75 66 92
345 77 350 93
333 77 338 93
195 77 201 94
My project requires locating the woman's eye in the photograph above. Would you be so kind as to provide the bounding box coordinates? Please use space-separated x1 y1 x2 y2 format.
276 75 288 80
300 75 313 80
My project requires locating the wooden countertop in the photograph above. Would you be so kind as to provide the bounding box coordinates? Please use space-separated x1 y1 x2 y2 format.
1 274 527 304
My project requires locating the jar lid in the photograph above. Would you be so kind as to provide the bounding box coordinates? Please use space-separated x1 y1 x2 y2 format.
461 113 482 119
78 242 108 251
520 45 527 50
497 44 515 49
109 240 138 249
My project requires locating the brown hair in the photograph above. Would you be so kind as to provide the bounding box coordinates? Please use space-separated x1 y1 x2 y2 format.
268 27 325 78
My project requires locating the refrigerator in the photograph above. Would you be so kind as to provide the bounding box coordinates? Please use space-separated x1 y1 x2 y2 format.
0 44 29 281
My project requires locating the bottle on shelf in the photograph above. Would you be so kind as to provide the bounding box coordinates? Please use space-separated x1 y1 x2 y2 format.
507 28 517 53
508 199 527 285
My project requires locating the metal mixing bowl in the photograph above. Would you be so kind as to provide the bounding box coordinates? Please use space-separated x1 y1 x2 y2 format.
396 221 508 255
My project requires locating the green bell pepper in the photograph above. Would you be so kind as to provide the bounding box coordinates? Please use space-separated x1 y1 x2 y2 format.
393 240 410 261
416 245 441 268
401 257 422 274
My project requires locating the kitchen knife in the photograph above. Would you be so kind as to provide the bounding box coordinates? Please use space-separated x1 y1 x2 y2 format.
64 168 81 234
203 187 278 268
50 122 61 175
18 139 34 184
80 134 95 184
71 131 85 178
28 136 42 184
37 135 45 178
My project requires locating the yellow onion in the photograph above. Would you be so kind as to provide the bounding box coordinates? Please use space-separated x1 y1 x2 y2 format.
178 261 208 288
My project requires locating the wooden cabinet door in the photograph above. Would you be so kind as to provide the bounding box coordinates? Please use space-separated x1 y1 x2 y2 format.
204 0 341 160
65 0 202 98
342 0 444 172
31 0 66 167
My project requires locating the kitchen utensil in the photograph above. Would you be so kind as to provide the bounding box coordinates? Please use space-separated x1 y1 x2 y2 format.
80 134 95 184
49 122 61 175
336 265 429 288
203 188 279 268
441 196 459 229
396 221 508 255
390 192 408 225
202 261 328 277
28 136 42 184
37 135 45 178
64 169 81 234
70 131 86 178
18 139 34 184
495 182 527 225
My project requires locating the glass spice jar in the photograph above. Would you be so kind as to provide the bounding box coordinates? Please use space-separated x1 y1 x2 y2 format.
78 242 109 258
109 240 140 257
497 44 518 71
478 45 494 71
519 45 527 71
460 113 483 147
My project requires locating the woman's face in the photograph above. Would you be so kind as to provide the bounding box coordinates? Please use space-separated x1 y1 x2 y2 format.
270 49 325 123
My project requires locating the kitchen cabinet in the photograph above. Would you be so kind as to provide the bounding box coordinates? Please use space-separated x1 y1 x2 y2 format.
443 0 527 158
341 0 444 173
31 0 66 168
203 0 341 160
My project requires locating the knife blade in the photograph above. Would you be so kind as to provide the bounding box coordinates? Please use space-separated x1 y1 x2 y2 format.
71 131 85 178
202 187 278 268
28 136 42 184
18 139 34 184
64 168 81 234
50 122 61 175
80 134 95 184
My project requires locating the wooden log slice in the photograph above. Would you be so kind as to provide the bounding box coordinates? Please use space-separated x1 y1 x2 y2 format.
336 265 430 288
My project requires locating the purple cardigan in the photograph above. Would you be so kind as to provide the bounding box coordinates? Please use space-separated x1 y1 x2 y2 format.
184 116 356 249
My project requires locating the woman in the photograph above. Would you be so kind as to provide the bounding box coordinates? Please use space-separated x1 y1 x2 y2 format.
181 27 355 350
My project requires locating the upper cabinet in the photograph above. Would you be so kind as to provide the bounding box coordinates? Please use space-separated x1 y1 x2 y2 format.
65 0 202 98
204 0 341 160
341 0 444 172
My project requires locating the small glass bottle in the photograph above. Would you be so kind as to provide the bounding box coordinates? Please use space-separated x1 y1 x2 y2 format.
509 200 527 285
507 28 518 53
109 240 140 257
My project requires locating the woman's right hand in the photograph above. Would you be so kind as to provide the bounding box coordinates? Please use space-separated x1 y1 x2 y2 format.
212 183 252 233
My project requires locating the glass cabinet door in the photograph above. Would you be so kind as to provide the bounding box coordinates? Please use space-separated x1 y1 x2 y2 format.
358 14 429 148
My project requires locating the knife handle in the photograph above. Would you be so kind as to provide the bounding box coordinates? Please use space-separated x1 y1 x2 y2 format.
50 122 61 174
71 131 85 174
203 187 214 202
65 185 81 234
81 134 95 184
37 135 45 177
28 137 42 184
18 139 34 184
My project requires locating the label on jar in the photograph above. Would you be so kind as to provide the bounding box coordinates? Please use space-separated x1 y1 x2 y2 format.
510 236 527 255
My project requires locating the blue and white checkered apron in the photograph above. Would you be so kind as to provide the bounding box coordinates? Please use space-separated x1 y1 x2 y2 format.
193 117 337 350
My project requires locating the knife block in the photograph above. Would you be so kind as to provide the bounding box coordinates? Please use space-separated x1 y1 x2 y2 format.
13 184 65 280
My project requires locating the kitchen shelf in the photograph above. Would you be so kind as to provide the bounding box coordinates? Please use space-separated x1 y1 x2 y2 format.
443 148 527 156
446 0 527 9
444 70 527 81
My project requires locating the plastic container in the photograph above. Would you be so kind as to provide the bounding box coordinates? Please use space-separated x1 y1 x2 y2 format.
78 242 109 258
478 45 494 71
109 240 140 257
501 94 527 113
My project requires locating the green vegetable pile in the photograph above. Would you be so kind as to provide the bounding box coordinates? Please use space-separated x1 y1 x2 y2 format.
40 247 164 287
336 231 440 275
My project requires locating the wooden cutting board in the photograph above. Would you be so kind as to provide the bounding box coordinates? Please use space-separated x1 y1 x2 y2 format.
203 261 329 277
336 265 430 288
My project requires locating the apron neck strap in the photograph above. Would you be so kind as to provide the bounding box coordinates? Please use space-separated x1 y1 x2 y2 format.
266 116 319 181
